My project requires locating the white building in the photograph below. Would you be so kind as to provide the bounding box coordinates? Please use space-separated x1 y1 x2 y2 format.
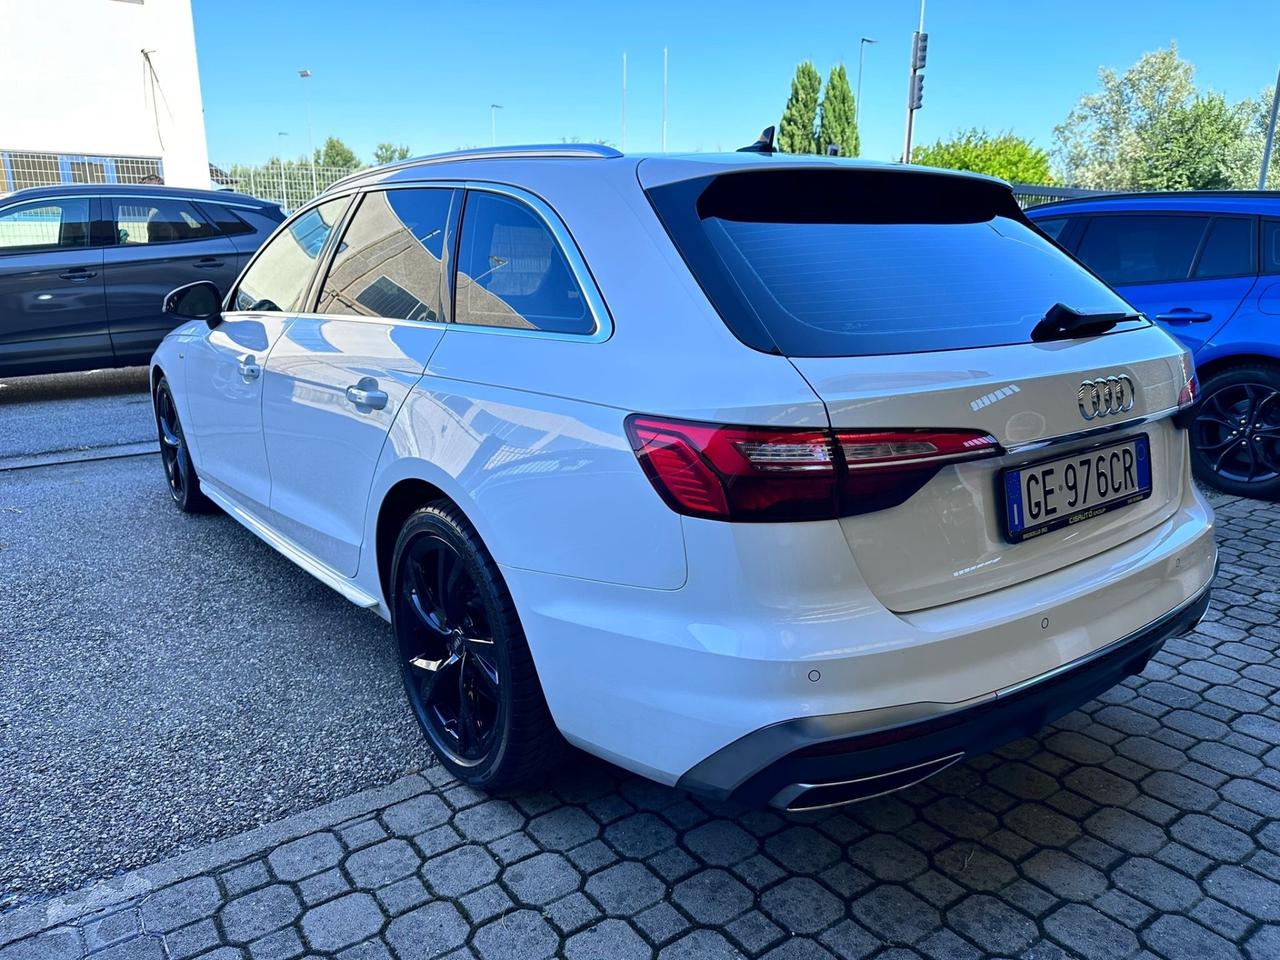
0 0 211 192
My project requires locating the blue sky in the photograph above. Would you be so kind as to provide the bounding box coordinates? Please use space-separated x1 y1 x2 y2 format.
194 0 1280 167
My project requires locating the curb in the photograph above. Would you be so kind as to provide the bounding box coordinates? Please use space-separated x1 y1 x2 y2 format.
0 772 435 948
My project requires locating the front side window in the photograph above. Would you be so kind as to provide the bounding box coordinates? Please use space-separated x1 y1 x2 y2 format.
317 188 454 322
233 196 348 313
114 198 218 245
1034 217 1070 242
1075 214 1210 285
0 198 91 252
454 192 592 334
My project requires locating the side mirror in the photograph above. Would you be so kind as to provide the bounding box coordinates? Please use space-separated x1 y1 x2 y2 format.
164 280 222 326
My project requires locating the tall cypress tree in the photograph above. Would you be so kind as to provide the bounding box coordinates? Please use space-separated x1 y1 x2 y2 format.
818 65 859 158
778 62 822 154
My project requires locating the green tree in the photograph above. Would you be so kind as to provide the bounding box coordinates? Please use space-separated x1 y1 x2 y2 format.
1135 93 1244 190
314 136 360 169
778 61 822 154
818 64 859 157
912 129 1053 183
373 142 411 165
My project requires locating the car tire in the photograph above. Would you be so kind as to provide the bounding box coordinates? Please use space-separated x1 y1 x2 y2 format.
1190 362 1280 500
153 377 215 513
390 501 565 790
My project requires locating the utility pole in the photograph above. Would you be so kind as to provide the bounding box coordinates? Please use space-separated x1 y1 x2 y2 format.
490 104 503 147
856 37 878 132
622 52 628 151
662 47 669 152
901 0 927 163
298 69 317 195
1260 66 1280 189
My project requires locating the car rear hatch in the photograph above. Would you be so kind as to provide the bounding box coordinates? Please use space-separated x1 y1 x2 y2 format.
644 162 1197 613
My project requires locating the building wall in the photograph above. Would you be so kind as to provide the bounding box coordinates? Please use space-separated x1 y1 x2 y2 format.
0 0 210 187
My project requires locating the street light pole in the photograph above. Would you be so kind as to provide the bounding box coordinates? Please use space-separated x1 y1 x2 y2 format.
298 69 316 196
856 37 878 135
490 104 503 147
1260 66 1280 189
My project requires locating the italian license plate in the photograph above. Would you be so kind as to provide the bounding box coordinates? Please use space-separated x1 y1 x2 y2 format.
1002 435 1152 543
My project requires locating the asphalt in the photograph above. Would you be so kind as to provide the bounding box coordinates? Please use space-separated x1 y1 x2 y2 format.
0 371 433 912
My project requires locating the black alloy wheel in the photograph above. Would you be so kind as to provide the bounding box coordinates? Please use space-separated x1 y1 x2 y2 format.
390 502 563 788
153 378 213 513
1191 364 1280 500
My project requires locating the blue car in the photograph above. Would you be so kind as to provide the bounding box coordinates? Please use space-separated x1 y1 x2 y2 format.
1028 192 1280 499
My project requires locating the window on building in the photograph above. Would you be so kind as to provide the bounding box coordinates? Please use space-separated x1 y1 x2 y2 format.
454 192 592 334
233 196 349 313
0 198 91 252
113 198 219 244
317 188 454 322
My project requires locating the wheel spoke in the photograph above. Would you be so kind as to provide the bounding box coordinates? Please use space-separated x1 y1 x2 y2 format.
405 559 449 637
1213 438 1246 472
410 651 459 703
466 648 500 697
455 665 475 754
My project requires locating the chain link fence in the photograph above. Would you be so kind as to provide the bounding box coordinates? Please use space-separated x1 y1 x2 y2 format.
215 162 358 211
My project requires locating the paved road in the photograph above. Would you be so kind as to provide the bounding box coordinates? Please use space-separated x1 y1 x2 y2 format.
0 448 432 912
0 368 154 462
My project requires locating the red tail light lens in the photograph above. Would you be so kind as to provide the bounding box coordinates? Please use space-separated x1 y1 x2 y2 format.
1177 374 1199 409
625 415 1000 522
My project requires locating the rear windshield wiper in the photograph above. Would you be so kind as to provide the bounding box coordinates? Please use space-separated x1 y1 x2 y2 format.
1031 302 1140 343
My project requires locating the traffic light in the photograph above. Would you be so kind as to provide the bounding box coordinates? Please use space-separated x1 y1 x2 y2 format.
909 73 925 110
912 31 929 71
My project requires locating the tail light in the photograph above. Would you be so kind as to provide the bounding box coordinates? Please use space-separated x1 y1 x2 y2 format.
625 415 1000 522
1174 372 1199 430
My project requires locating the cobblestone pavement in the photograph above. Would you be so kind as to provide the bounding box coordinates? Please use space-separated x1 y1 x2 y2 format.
1 493 1278 960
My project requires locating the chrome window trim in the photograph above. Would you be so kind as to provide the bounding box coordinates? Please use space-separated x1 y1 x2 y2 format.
235 179 614 343
1 193 267 211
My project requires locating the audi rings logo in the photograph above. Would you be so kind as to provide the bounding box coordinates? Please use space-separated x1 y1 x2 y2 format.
1078 375 1136 420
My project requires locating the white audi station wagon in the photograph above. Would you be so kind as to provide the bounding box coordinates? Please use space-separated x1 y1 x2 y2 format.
151 145 1216 810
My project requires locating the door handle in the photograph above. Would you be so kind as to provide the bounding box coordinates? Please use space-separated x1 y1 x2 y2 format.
193 258 223 269
58 270 97 281
238 357 261 381
1155 308 1213 324
345 378 389 410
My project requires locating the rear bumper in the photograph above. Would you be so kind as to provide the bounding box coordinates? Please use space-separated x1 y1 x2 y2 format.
678 579 1213 810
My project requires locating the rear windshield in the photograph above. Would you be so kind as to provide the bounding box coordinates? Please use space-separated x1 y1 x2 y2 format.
646 169 1143 357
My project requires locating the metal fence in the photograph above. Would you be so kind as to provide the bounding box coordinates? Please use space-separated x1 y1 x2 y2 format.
1010 183 1108 208
1 150 164 194
214 162 358 211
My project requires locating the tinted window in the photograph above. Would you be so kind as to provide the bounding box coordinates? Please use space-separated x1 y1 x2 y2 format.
1035 217 1070 241
198 202 256 237
233 196 348 313
647 169 1138 358
0 198 90 252
1075 215 1209 285
454 192 592 334
317 188 453 322
1194 217 1254 278
114 198 218 244
1261 220 1280 275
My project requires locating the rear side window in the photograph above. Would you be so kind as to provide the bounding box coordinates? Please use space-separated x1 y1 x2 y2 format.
317 188 454 322
197 202 257 237
1075 215 1209 285
1034 217 1070 241
647 169 1138 357
454 192 593 334
0 198 90 252
233 196 348 313
1262 220 1280 274
114 198 218 244
1193 217 1255 278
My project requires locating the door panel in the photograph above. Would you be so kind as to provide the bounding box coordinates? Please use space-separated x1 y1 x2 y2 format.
0 196 108 376
103 197 238 365
184 314 291 513
261 187 456 575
